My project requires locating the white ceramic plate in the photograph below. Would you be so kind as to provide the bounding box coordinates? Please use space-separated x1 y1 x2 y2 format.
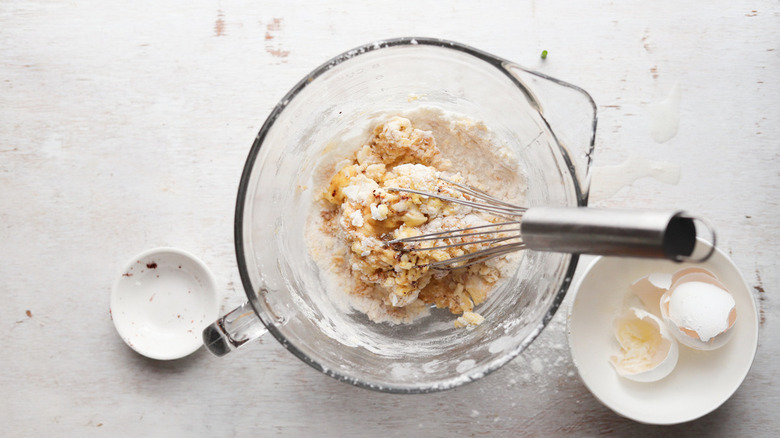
111 248 219 360
568 244 758 425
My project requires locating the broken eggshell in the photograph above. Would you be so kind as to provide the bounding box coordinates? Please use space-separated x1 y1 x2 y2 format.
660 270 737 351
630 267 716 318
630 272 672 318
610 307 679 383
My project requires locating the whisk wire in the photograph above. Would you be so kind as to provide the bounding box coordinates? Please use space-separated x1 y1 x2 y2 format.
387 220 521 243
407 233 522 252
425 242 526 269
386 187 522 217
385 178 526 270
438 177 525 210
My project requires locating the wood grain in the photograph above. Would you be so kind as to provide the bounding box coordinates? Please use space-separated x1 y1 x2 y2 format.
1 0 778 436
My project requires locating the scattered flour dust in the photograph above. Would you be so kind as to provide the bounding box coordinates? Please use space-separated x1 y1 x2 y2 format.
530 357 545 374
305 107 524 326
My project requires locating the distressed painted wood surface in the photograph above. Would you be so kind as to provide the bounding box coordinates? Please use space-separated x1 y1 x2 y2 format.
1 0 778 436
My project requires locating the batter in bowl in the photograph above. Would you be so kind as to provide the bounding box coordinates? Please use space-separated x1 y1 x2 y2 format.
307 107 524 325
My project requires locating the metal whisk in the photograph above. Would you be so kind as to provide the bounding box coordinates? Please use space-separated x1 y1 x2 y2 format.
385 178 716 269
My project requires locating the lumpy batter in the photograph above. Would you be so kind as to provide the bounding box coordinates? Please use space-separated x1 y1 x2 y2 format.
307 107 524 325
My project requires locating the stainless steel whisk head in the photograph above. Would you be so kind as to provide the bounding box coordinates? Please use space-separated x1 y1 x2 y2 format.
386 178 528 269
385 177 716 269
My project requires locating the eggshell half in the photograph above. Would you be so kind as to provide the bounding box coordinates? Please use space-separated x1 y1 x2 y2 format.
671 266 718 285
610 307 680 383
630 273 671 318
660 272 737 351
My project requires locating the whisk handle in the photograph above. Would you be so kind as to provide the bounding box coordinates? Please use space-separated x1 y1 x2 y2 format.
520 207 716 262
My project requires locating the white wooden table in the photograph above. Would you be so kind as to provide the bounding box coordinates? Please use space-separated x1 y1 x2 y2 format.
2 1 778 435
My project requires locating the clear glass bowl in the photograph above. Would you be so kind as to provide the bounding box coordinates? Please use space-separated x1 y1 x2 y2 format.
206 37 597 393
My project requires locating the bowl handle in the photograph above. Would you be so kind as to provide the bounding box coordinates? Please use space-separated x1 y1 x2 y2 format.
501 63 598 206
202 301 268 357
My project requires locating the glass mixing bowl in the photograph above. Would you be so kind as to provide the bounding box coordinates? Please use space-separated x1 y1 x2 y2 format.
203 37 597 393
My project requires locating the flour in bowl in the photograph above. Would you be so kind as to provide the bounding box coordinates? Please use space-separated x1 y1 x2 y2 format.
306 107 524 325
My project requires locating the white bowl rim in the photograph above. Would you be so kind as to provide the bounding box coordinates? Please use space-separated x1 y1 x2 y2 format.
567 243 759 425
110 247 219 360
